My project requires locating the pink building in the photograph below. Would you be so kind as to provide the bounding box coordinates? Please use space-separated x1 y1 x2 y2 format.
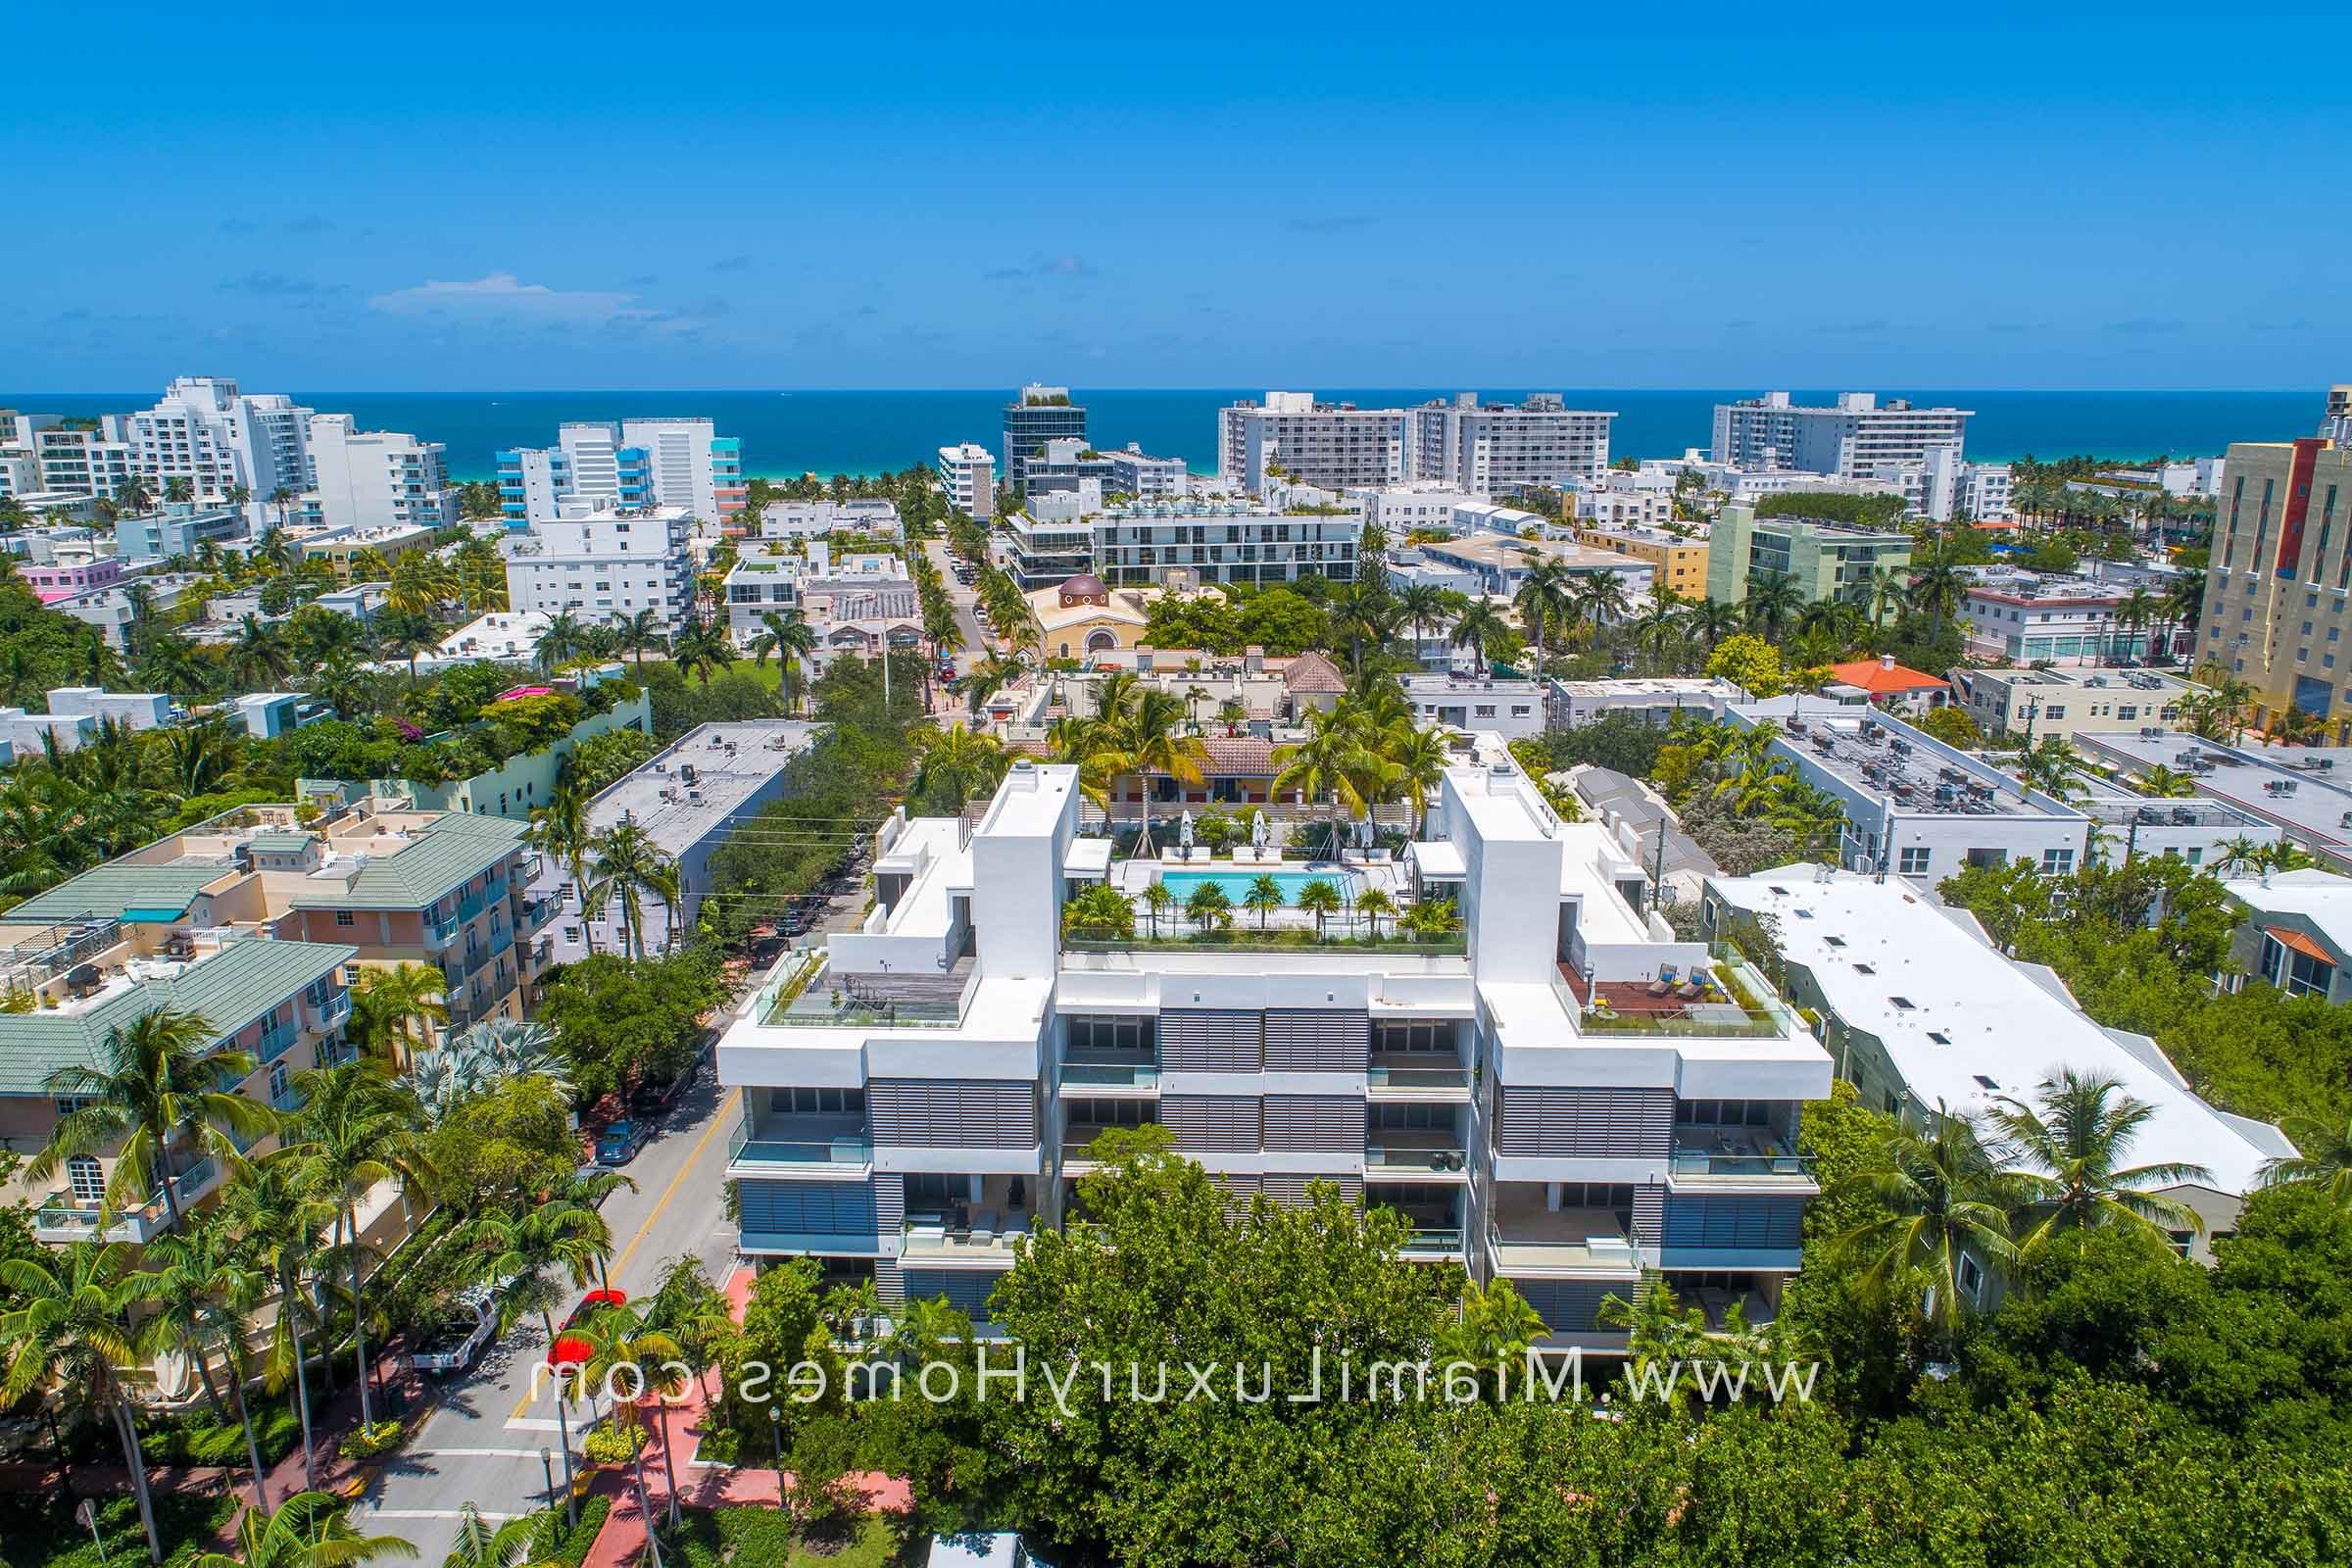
24 558 123 603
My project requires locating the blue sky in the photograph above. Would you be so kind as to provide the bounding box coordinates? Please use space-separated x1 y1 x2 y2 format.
3 3 2341 391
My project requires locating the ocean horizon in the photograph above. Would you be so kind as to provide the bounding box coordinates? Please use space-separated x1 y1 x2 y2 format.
2 386 2322 484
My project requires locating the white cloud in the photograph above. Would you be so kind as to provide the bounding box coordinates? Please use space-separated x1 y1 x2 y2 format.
368 270 642 324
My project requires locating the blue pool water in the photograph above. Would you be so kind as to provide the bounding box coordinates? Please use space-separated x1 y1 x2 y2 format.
1157 869 1356 905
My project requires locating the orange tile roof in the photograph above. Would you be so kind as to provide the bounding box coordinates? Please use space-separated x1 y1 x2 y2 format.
1828 659 1947 696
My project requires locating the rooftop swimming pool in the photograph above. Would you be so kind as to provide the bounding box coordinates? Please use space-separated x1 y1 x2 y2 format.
1156 868 1360 905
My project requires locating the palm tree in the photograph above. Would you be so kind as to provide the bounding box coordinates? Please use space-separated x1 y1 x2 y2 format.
463 1202 612 1339
2134 764 2199 799
1271 707 1384 858
1243 874 1284 931
957 649 1026 719
575 1303 687 1543
533 612 585 676
1182 880 1232 934
1447 599 1510 666
218 1153 334 1494
441 1503 560 1568
354 962 449 1068
1087 688 1209 845
136 1219 274 1509
2012 735 2087 805
1986 1069 2214 1249
1867 564 1910 627
1296 877 1343 938
189 1490 416 1568
1576 569 1630 633
751 609 817 712
584 819 677 959
2270 704 2328 749
0 1243 167 1562
1907 553 1969 642
284 1058 427 1431
225 613 294 692
527 780 598 957
614 609 663 670
266 486 295 530
1741 571 1805 641
1354 886 1398 938
667 615 736 690
2259 1113 2352 1208
1441 1277 1550 1386
910 722 1009 812
1139 881 1175 939
387 551 459 618
1508 558 1576 677
29 1005 270 1235
374 610 441 680
1828 1107 2024 1335
117 474 154 516
2113 587 2160 664
1394 582 1454 666
1384 724 1451 837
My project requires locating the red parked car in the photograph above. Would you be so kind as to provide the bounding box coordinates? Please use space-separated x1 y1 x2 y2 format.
546 1287 628 1367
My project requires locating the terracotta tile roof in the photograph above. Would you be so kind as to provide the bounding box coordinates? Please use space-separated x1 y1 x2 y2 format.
1828 659 1946 696
1281 651 1347 694
1200 736 1276 774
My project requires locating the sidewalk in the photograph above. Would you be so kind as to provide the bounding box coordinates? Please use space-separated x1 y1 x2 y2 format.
0 1354 436 1544
576 1268 908 1568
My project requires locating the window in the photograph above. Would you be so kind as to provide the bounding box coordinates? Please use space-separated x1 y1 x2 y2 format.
2041 848 2076 875
769 1086 865 1115
54 1095 94 1116
1897 848 1931 874
1888 996 1915 1010
2260 933 2335 999
268 1060 289 1102
335 909 355 927
68 1156 104 1202
1956 1252 1984 1301
2042 705 2066 718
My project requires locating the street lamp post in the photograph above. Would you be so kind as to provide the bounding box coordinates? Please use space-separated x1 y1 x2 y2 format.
540 1447 558 1517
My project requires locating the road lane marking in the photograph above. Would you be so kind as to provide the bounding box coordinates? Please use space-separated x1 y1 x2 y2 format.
364 1509 526 1521
507 1102 733 1421
503 1417 570 1432
415 1446 551 1458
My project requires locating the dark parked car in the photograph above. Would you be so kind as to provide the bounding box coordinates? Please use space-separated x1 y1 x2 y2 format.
595 1119 647 1165
630 1062 696 1118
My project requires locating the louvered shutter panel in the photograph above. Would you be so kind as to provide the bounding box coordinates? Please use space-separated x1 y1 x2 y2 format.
1261 1172 1362 1206
1262 1009 1369 1071
869 1081 1039 1147
1493 1087 1673 1157
1159 1008 1263 1072
737 1179 879 1237
1262 1094 1364 1152
1161 1095 1262 1152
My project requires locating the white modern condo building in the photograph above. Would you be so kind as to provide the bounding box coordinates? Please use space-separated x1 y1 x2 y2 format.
498 418 744 530
1219 392 1615 498
936 443 997 519
126 376 316 502
499 497 696 628
713 756 1832 1348
1711 392 1973 480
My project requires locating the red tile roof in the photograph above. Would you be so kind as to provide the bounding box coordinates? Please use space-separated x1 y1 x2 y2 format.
1282 651 1348 693
1828 658 1947 696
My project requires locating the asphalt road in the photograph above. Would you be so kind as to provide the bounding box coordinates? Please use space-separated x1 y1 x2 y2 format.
348 885 873 1558
922 537 992 684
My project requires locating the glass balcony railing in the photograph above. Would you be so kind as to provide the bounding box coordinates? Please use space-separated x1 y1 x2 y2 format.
1061 1060 1159 1089
1398 1227 1465 1255
1367 1062 1468 1090
1670 1150 1816 1180
726 1118 872 1167
34 1156 219 1242
1364 1145 1469 1171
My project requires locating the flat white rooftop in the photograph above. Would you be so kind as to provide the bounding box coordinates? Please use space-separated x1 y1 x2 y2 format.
590 720 818 851
1711 866 2278 1196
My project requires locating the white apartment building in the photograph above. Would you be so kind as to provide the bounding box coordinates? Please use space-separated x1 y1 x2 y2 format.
1352 484 1488 537
1959 569 2161 664
1729 699 2090 884
1711 392 1973 479
998 500 1362 591
126 377 314 501
1865 447 2014 523
499 418 743 529
713 756 1832 1346
936 444 997 520
500 498 695 629
1704 868 2286 1263
760 500 902 539
1576 488 1675 529
1405 393 1614 497
1103 443 1189 501
305 415 457 531
1220 393 1613 498
30 422 138 500
1947 666 2192 742
1633 453 1886 508
539 720 818 963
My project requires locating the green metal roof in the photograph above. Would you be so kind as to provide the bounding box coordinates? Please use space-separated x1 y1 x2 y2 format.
286 812 525 912
248 832 317 854
0 938 356 1095
122 906 193 924
6 863 238 925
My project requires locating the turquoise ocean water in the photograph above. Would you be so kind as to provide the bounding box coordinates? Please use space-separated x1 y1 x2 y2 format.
2 388 2321 482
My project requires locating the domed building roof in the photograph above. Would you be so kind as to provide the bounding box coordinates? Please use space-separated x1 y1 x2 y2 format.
1057 572 1110 606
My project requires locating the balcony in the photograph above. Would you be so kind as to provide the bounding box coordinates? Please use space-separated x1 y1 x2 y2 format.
307 990 352 1032
725 1116 872 1178
1060 1057 1159 1092
33 1157 222 1245
1487 1194 1644 1279
1396 1227 1466 1258
271 1084 305 1113
1558 943 1797 1041
257 1020 302 1064
1670 1127 1818 1193
1063 1120 1158 1169
1363 1141 1469 1179
426 915 461 950
1367 1056 1469 1097
759 954 966 1029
